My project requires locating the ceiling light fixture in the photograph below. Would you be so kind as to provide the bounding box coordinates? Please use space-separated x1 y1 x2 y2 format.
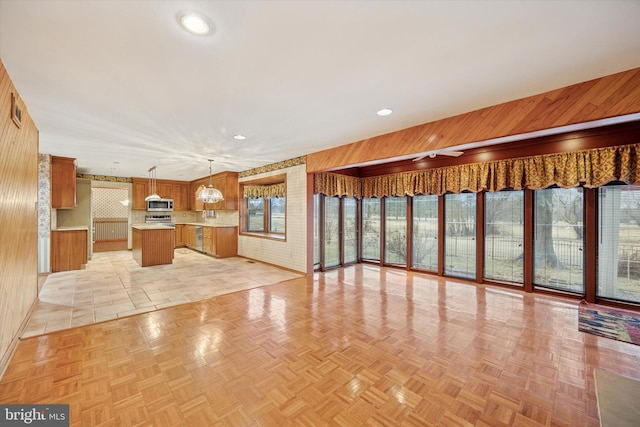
177 11 213 36
144 166 161 201
233 134 246 140
377 108 393 116
197 159 224 203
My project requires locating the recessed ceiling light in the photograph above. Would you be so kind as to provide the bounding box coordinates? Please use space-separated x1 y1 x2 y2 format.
177 11 214 36
377 108 393 116
233 134 246 140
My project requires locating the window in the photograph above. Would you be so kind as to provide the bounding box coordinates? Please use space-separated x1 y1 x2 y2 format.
412 195 438 271
324 196 341 268
245 196 286 235
313 195 358 270
444 193 476 279
534 188 584 293
362 198 380 261
247 198 265 232
484 191 524 285
269 197 285 233
313 194 321 269
598 185 640 303
240 175 286 238
385 197 407 265
343 198 358 264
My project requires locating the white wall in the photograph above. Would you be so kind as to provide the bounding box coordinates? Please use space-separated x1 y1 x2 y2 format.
238 163 306 273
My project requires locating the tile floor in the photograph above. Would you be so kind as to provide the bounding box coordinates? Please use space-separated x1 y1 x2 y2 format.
23 248 302 338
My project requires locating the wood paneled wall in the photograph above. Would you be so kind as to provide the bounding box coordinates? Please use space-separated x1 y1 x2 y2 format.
0 60 39 376
306 67 640 173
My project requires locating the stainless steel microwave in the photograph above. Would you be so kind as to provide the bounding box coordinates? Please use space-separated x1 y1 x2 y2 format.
147 199 173 211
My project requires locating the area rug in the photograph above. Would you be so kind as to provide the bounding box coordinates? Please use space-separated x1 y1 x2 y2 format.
578 300 640 345
594 368 640 427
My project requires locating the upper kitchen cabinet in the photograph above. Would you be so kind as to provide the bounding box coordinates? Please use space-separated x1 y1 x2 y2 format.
172 183 189 210
131 178 190 210
157 183 173 199
191 171 239 211
51 156 77 209
132 178 148 210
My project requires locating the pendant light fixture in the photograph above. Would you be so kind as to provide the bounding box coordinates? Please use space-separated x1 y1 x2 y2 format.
197 159 224 203
144 166 161 201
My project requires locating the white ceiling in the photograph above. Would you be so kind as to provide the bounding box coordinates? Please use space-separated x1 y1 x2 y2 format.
1 0 640 181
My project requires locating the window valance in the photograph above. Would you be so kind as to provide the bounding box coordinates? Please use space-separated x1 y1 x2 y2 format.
315 143 640 198
243 183 286 198
314 173 362 198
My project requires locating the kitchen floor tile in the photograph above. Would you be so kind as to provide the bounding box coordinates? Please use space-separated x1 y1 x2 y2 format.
22 249 302 338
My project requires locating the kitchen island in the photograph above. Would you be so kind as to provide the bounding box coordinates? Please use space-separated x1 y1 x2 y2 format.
131 224 174 267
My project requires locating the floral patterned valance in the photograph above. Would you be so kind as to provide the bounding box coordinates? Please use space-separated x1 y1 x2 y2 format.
315 143 640 198
314 173 362 198
243 183 286 198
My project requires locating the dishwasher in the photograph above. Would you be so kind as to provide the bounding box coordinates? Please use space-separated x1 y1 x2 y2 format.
195 225 203 252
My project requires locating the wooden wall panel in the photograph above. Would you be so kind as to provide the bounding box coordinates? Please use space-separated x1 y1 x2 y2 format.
307 67 640 172
0 60 39 375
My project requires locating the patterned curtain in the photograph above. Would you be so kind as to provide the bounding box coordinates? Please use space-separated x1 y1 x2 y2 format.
314 173 362 198
243 183 286 198
314 144 640 198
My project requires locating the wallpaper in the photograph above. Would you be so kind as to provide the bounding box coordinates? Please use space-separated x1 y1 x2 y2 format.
92 187 129 219
38 153 50 238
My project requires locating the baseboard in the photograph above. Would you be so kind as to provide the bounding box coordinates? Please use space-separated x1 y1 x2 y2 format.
236 255 305 275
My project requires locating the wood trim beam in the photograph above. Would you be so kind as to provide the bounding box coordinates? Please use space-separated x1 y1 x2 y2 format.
306 68 640 173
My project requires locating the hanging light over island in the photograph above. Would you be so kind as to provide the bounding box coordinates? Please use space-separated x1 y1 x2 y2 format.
197 159 224 203
144 166 161 201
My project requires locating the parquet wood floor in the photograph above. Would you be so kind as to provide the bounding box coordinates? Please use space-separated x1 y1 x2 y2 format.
2 265 640 426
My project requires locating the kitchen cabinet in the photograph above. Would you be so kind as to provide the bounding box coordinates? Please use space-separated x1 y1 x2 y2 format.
175 224 185 247
51 156 77 209
172 184 189 210
202 226 237 258
191 182 204 211
131 178 190 210
185 224 196 249
202 226 213 254
181 224 237 257
51 228 87 272
191 171 239 211
158 183 172 199
132 179 148 210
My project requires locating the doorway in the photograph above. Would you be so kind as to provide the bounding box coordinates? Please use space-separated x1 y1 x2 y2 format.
92 185 129 252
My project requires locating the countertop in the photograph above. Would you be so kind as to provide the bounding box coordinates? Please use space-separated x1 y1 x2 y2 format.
131 224 175 230
53 226 89 231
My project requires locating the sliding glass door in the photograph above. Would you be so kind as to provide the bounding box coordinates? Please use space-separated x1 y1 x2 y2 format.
598 185 640 303
314 195 359 270
362 198 381 262
484 191 524 285
343 198 358 264
533 188 584 293
444 193 476 279
384 197 407 265
324 196 341 268
412 195 438 271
